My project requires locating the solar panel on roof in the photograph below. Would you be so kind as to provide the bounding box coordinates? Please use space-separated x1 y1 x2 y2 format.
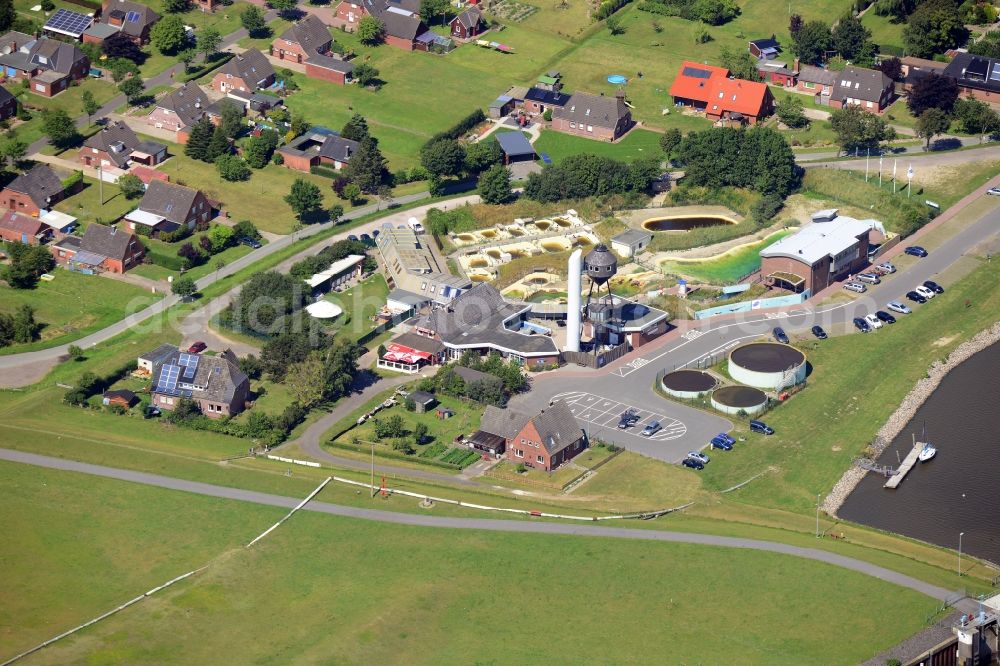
44 8 93 36
125 10 140 22
159 364 180 391
991 64 1000 82
681 66 713 79
178 352 200 379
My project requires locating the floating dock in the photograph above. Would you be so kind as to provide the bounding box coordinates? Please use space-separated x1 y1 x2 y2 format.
884 442 925 489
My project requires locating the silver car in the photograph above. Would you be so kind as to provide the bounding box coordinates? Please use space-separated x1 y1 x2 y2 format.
887 300 911 314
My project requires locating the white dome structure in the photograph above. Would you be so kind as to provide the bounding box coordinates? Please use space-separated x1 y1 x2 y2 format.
305 301 344 319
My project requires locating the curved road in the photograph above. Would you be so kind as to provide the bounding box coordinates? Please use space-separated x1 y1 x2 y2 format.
0 448 972 611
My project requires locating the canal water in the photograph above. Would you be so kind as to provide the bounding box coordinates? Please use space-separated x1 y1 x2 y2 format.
839 342 1000 564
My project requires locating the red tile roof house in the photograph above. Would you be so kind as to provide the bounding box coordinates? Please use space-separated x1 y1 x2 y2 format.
78 120 167 170
332 0 429 51
50 223 144 273
271 15 333 65
0 211 54 245
124 180 212 236
669 60 774 125
1 164 66 217
449 6 487 40
211 48 276 95
829 65 895 113
0 36 89 97
551 91 632 141
147 83 227 143
97 0 160 45
148 347 250 418
277 129 359 172
480 400 586 472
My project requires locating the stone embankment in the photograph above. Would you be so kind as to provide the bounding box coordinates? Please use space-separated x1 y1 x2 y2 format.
824 321 1000 516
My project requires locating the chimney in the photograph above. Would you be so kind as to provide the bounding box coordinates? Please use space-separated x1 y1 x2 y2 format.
794 57 800 75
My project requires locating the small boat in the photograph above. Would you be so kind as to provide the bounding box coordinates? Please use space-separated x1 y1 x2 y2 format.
918 443 937 462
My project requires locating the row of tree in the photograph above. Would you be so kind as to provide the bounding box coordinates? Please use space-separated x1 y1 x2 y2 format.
523 154 661 203
789 13 877 66
674 126 800 198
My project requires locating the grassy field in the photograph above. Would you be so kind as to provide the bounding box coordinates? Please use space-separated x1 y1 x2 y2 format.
55 177 136 227
4 78 119 146
0 270 160 355
1 461 939 665
659 228 795 283
533 127 664 163
322 273 390 341
861 10 906 52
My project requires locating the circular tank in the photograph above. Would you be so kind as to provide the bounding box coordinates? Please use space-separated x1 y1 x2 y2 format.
728 342 807 390
661 369 718 399
584 244 617 285
711 385 768 416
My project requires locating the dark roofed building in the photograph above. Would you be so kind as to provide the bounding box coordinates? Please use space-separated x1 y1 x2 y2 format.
273 14 333 64
0 36 89 97
147 83 216 143
830 65 894 113
103 389 139 408
749 37 780 60
0 211 54 245
551 91 632 141
495 131 536 163
408 389 437 413
450 6 487 40
0 85 16 122
278 129 359 172
943 52 1000 103
79 120 167 169
126 180 212 235
149 347 250 418
452 365 494 385
333 0 430 50
502 400 585 471
51 223 145 273
523 86 572 115
1 164 65 216
304 53 355 84
212 48 276 94
100 0 160 44
796 64 837 96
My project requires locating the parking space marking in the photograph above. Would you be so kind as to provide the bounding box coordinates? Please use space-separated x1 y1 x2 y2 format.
551 391 687 442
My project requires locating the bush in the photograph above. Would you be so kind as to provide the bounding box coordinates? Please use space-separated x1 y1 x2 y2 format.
426 108 487 145
750 193 783 226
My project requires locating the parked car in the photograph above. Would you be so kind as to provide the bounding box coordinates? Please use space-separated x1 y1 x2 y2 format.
906 290 927 304
811 325 828 340
875 310 896 324
359 233 373 246
987 186 1000 196
347 234 359 242
710 435 733 450
853 317 871 332
749 420 774 435
923 280 944 294
887 300 911 314
857 273 881 285
617 409 640 429
682 457 705 470
844 282 867 294
864 313 883 330
187 341 207 353
641 421 662 437
715 433 736 446
772 327 789 344
877 262 896 274
238 236 262 249
904 246 928 257
914 285 936 300
687 451 710 464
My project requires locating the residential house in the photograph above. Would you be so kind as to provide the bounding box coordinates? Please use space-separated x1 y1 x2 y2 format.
757 60 797 87
0 86 16 122
830 65 894 113
1 164 65 216
796 64 836 98
147 82 227 143
97 0 160 45
42 8 94 41
449 6 487 40
669 61 773 124
523 86 571 116
485 400 584 471
272 15 333 64
124 180 212 235
551 91 632 141
148 347 250 418
333 0 429 51
78 120 167 169
138 343 176 374
102 389 139 408
278 129 359 172
50 223 145 273
748 37 780 60
211 48 275 95
0 36 89 97
899 56 946 92
0 211 54 245
943 52 1000 103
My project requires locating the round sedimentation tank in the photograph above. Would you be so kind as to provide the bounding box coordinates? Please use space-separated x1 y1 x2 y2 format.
711 385 768 416
661 369 718 399
584 244 617 285
728 342 807 390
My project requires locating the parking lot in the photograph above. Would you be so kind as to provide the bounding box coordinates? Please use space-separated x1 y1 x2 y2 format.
549 391 687 442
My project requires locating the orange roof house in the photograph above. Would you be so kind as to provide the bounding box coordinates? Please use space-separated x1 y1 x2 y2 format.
669 61 774 124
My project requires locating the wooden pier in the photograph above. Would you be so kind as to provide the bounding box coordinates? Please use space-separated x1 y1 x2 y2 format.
884 443 925 489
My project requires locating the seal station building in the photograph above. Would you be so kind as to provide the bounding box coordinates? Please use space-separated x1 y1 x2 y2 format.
759 209 886 294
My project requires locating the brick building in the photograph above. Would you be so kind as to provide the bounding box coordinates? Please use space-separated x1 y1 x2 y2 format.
277 129 359 172
50 223 144 274
829 65 894 113
551 91 632 141
211 48 275 95
943 53 1000 104
1 165 65 217
148 347 250 418
479 400 585 472
669 61 773 124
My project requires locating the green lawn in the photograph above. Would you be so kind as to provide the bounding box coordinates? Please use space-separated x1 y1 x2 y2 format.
0 270 160 355
55 177 136 227
861 10 906 52
1 461 938 664
659 228 795 283
236 18 292 51
136 233 258 283
322 273 390 341
4 78 119 146
533 127 664 163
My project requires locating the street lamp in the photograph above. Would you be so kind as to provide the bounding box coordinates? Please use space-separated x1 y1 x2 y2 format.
959 532 965 577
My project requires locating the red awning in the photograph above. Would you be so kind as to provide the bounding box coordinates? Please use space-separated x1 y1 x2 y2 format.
387 343 432 361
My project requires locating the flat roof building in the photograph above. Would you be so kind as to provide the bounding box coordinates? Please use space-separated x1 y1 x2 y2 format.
375 222 471 304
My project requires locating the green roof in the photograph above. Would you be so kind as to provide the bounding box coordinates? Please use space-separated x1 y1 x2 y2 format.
537 75 558 85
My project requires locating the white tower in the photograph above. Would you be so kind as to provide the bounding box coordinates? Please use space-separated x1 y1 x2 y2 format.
565 249 582 352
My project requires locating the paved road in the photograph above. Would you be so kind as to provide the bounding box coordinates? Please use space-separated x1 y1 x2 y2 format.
794 134 994 164
0 448 972 610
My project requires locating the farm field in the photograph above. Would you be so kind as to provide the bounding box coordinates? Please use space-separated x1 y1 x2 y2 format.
0 461 937 665
0 270 160 355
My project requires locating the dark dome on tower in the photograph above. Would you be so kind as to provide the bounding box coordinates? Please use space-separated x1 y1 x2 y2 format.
584 244 617 285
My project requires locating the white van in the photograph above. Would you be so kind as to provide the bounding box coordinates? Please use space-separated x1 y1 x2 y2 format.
407 217 425 234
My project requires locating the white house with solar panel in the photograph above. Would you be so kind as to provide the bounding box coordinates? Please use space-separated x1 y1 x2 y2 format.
142 346 250 419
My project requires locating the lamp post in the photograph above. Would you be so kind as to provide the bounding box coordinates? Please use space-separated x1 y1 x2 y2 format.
959 532 965 577
815 492 821 538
